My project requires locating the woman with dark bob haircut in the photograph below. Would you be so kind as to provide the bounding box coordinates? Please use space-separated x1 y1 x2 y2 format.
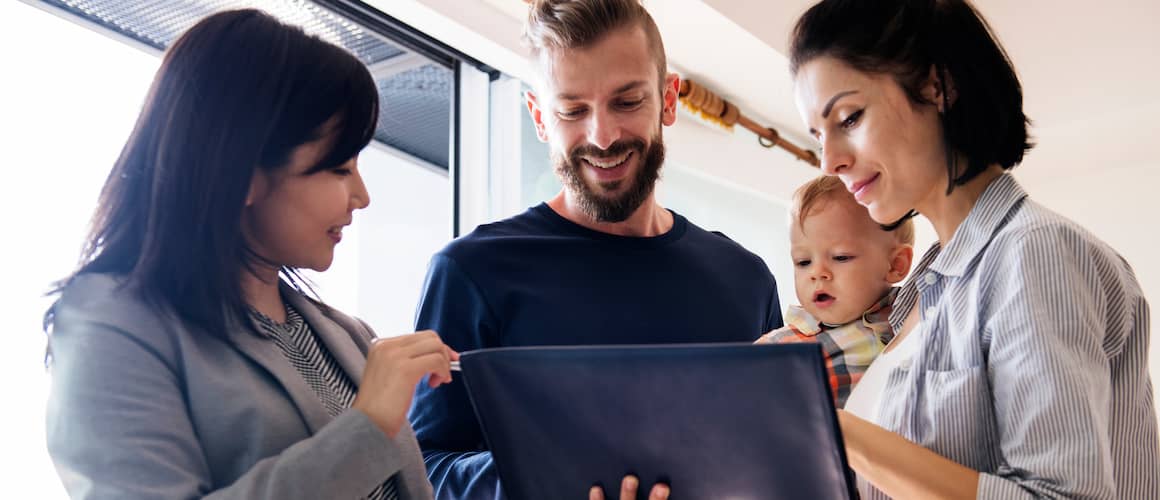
44 9 454 499
790 0 1157 498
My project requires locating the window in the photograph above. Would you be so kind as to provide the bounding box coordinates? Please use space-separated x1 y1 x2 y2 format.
1 0 490 495
3 4 158 497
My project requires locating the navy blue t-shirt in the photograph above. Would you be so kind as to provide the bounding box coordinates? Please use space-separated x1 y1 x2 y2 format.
408 203 783 499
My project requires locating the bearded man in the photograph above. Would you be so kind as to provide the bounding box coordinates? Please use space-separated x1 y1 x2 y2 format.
407 2 784 498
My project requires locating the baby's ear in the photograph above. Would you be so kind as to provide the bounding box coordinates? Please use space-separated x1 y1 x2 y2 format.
886 244 914 284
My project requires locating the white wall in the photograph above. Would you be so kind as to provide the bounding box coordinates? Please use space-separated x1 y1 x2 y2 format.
657 163 795 310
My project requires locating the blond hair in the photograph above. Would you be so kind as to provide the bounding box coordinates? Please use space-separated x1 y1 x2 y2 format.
790 175 915 246
523 0 667 84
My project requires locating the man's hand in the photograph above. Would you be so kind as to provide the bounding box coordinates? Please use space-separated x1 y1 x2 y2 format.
589 475 669 500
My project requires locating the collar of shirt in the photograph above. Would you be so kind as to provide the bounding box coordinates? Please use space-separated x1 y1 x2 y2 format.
930 174 1028 278
889 173 1028 330
785 287 898 341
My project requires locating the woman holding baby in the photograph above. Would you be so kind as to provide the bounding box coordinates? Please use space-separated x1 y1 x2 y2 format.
789 0 1158 498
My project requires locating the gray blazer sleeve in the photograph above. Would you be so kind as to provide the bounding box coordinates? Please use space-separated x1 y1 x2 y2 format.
45 277 432 500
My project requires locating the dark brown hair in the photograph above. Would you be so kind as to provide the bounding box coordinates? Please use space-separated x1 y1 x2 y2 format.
47 9 379 341
791 0 1033 193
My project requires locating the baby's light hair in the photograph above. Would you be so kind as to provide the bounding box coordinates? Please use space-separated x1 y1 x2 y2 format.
790 175 915 246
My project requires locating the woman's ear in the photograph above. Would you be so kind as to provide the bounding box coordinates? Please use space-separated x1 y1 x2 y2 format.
886 244 914 284
922 65 958 113
245 170 268 207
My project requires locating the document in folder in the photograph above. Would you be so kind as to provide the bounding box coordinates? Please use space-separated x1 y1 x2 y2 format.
458 342 856 500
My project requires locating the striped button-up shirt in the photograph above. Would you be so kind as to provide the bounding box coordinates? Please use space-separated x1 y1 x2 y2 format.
866 174 1158 499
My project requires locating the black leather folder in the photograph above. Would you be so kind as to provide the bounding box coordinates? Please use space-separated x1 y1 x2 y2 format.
458 342 856 500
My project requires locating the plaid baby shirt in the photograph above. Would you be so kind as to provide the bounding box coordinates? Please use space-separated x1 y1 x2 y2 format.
758 288 897 407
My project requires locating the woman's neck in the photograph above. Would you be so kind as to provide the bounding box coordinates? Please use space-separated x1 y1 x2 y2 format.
918 164 1005 247
240 265 286 323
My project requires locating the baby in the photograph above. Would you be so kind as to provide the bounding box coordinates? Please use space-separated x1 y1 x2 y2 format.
758 175 914 407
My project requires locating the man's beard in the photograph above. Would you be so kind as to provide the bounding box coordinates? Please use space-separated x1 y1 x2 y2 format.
552 133 665 223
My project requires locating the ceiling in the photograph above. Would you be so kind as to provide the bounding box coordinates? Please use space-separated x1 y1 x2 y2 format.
468 0 1160 185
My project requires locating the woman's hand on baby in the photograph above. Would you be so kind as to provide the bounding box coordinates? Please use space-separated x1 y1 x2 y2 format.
589 475 669 500
352 330 459 437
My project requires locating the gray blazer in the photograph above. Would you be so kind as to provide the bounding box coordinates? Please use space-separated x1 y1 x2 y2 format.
45 273 434 499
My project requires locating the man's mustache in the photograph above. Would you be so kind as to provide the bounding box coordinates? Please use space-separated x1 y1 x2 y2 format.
568 139 646 163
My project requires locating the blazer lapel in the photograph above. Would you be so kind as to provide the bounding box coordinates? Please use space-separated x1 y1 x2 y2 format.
282 283 368 386
227 310 333 435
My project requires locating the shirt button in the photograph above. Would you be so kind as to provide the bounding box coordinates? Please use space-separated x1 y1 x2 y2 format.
925 307 937 318
898 357 912 370
923 273 939 285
